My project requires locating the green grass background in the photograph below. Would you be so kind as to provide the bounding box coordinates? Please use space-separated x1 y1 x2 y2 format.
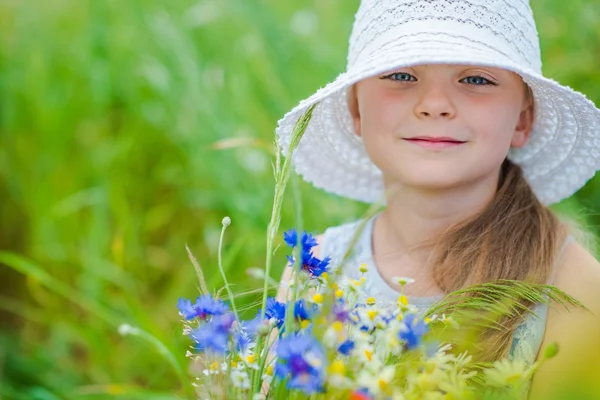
0 0 599 399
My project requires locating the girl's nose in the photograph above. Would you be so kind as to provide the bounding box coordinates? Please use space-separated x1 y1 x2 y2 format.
413 84 457 119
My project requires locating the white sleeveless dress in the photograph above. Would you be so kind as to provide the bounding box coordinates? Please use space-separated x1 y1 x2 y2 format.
319 215 554 366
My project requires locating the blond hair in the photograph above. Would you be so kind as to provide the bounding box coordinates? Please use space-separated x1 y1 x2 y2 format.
430 158 568 361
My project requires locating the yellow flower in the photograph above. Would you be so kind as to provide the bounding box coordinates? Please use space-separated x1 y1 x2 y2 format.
335 288 344 298
359 263 369 273
312 293 324 304
366 297 376 305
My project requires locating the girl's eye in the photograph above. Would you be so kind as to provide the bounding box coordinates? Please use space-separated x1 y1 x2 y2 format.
384 72 417 82
461 76 495 86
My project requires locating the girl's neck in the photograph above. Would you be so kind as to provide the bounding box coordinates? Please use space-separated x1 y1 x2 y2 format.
377 178 498 266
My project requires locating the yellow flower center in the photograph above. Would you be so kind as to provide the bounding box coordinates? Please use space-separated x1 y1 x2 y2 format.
300 320 311 329
312 293 324 304
332 321 344 333
378 379 392 395
398 295 409 306
506 373 523 385
329 360 346 375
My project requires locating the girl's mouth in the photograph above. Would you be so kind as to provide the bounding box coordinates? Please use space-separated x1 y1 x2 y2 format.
402 136 466 149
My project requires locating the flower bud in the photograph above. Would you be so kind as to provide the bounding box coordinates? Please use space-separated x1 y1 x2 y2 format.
543 342 559 359
222 216 231 227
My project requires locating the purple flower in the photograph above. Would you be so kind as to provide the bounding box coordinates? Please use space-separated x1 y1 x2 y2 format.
283 229 331 278
177 295 229 320
398 314 429 350
332 299 351 322
275 333 325 394
191 313 235 355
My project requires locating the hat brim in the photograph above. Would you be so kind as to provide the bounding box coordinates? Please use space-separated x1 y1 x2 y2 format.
276 35 600 205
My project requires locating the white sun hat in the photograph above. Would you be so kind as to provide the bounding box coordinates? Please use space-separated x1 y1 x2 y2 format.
275 0 600 205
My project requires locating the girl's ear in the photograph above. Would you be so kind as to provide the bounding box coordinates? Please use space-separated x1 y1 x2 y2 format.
347 85 362 137
511 92 534 148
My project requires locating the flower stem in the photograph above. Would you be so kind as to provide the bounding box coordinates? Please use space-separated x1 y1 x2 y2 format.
283 172 303 335
252 104 317 395
218 216 239 320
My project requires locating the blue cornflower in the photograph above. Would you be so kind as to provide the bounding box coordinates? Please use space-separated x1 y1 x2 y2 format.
283 229 317 250
242 316 264 336
283 229 331 278
302 255 331 277
263 297 287 329
294 299 317 322
275 333 326 394
233 320 255 355
177 295 229 320
398 314 429 350
177 298 197 319
191 313 235 355
338 339 355 356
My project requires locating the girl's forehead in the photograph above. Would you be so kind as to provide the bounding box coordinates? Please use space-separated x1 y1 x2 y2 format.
389 63 513 73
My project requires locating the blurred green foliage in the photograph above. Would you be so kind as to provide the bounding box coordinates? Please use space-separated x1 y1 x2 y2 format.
0 0 598 399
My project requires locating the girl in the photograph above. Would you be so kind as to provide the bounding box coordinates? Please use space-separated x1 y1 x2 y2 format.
276 0 600 398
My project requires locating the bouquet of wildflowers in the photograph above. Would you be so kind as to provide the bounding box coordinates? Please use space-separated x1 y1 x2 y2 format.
176 227 561 400
168 107 575 400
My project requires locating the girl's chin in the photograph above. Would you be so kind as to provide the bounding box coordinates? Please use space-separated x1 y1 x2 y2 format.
384 174 467 193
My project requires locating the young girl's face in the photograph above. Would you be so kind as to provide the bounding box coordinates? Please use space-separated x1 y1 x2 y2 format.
349 64 534 193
